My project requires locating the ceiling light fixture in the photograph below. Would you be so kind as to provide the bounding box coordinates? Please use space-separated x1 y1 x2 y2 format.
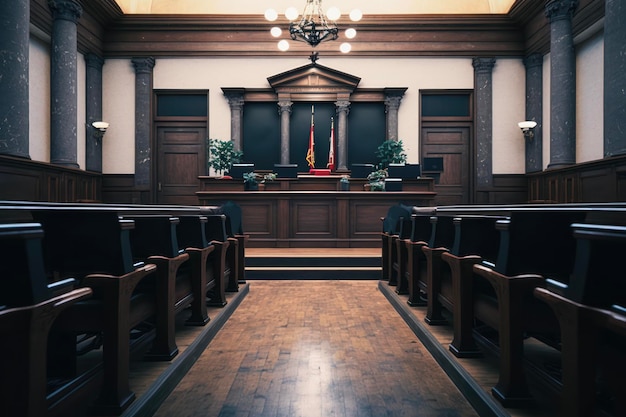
265 0 362 52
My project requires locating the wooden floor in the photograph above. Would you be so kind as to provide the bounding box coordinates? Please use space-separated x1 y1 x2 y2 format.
117 248 558 417
152 280 480 417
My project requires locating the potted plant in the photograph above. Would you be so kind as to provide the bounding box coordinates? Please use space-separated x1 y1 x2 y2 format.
207 138 243 176
375 139 407 170
366 168 388 191
243 171 259 190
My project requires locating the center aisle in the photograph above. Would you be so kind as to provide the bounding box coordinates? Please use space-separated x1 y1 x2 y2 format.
153 280 479 417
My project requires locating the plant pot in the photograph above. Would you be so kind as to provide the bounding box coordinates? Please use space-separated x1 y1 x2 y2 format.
244 182 258 191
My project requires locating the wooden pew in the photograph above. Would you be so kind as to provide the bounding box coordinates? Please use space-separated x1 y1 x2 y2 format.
212 201 249 285
0 222 93 417
440 215 503 357
470 209 587 406
380 204 414 285
404 213 434 305
404 214 454 306
534 222 626 417
203 213 238 292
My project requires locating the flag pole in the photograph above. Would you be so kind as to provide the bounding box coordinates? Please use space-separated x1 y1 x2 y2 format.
306 105 315 170
327 117 335 172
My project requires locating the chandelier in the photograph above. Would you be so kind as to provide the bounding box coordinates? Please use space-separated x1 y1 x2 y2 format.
265 0 362 53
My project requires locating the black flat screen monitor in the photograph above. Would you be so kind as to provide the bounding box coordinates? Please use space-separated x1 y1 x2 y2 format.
274 164 298 178
350 163 375 178
228 163 255 180
422 157 444 172
387 163 421 179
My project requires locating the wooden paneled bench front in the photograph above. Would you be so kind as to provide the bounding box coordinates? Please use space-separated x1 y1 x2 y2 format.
0 201 247 415
0 222 93 417
380 202 626 413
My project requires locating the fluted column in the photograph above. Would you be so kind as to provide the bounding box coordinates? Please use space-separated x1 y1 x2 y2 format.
335 100 350 171
472 57 496 188
222 88 245 152
49 0 82 168
132 57 155 191
85 53 105 172
545 0 578 168
0 0 30 158
604 0 626 156
524 53 544 173
278 100 293 164
384 88 407 141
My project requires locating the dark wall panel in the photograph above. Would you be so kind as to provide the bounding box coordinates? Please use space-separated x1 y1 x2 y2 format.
347 102 385 168
242 102 281 170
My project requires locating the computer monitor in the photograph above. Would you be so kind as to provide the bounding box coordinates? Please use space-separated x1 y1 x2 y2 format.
384 178 403 191
228 163 255 180
274 164 298 178
387 163 421 179
422 157 444 172
350 163 375 178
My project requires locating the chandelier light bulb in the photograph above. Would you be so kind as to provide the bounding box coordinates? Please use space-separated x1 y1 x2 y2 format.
349 9 363 22
326 6 341 21
264 8 278 22
271 27 282 37
285 7 299 21
340 42 351 53
345 28 357 39
278 39 290 51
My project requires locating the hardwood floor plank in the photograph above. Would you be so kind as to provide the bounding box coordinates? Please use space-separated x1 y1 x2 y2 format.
153 281 479 417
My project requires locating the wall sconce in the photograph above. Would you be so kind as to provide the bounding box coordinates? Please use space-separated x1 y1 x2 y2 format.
91 121 109 139
518 120 537 140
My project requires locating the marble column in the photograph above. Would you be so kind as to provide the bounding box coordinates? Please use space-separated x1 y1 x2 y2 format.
0 0 30 158
384 88 407 141
49 0 82 168
85 53 105 172
524 53 544 173
222 88 245 152
604 0 626 156
472 57 496 188
278 100 293 164
335 100 350 171
132 57 155 190
545 0 578 168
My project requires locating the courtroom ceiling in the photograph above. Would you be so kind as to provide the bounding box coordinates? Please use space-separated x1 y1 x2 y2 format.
113 0 517 15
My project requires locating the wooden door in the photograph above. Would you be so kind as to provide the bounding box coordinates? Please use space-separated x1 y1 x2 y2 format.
421 125 471 205
156 123 207 205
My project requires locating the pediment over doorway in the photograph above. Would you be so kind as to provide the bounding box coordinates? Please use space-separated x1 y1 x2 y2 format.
267 62 361 99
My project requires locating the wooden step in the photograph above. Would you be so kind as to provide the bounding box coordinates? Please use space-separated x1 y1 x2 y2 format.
244 248 381 280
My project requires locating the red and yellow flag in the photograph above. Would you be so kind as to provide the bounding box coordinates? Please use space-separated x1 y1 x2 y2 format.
305 105 315 168
327 117 335 171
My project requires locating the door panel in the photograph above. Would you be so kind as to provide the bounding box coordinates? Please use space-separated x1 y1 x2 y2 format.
156 124 206 204
421 126 471 205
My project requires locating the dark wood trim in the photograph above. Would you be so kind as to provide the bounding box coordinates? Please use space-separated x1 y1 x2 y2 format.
0 155 102 202
527 155 626 203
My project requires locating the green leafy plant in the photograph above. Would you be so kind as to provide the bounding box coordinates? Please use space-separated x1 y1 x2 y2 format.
375 139 407 170
207 138 243 176
243 171 259 190
367 168 388 191
261 173 277 183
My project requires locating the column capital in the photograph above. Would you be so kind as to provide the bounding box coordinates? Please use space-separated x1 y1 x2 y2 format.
277 100 293 114
132 57 156 74
545 0 578 22
384 96 402 112
85 53 104 70
472 57 496 73
48 0 82 23
523 53 543 69
335 100 351 114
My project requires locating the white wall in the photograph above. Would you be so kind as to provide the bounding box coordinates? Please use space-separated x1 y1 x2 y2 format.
576 33 604 163
492 58 526 174
102 59 136 174
29 35 50 162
